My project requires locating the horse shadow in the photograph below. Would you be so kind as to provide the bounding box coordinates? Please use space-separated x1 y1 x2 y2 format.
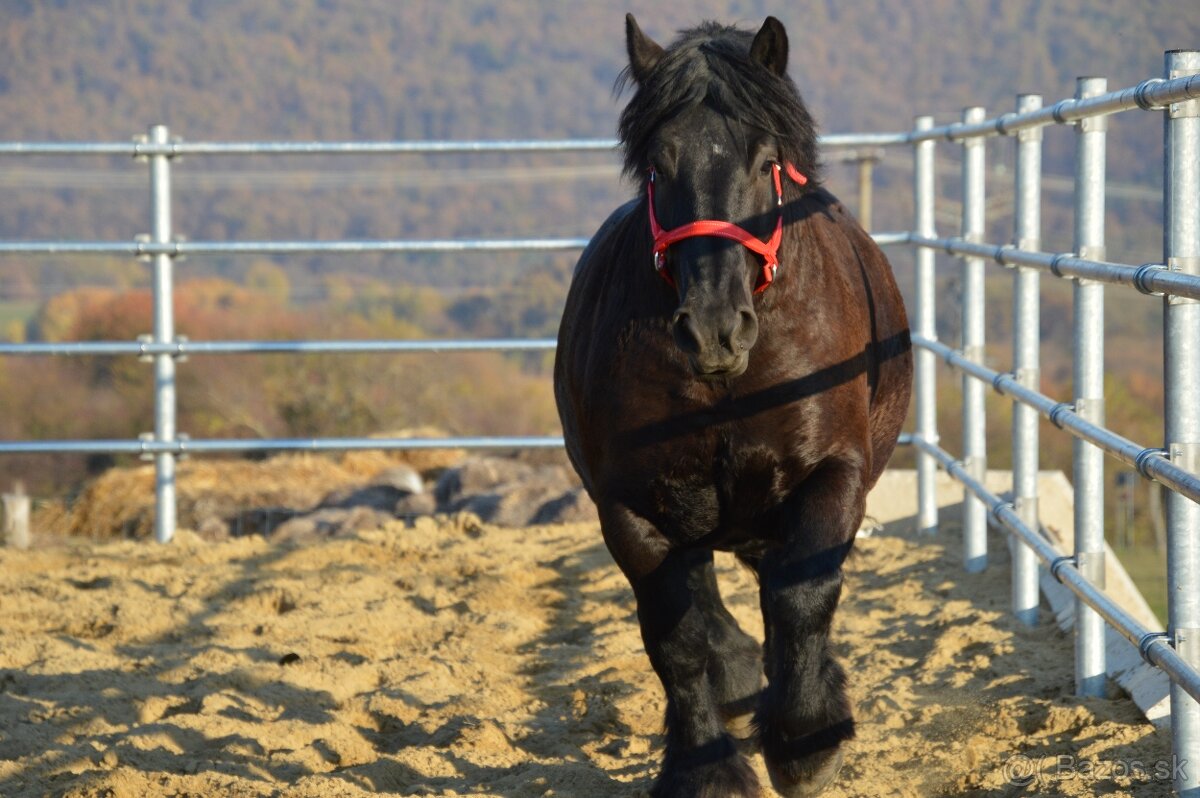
0 541 351 797
335 533 659 797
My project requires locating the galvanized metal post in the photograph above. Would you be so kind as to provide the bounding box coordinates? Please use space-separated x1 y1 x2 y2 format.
913 116 938 536
1072 77 1107 697
1164 49 1200 798
1011 94 1043 626
961 107 987 572
148 124 177 544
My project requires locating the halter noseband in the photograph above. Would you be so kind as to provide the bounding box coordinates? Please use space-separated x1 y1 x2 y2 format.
647 161 808 294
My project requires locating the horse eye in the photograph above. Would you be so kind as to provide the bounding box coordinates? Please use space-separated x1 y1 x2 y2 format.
760 160 779 175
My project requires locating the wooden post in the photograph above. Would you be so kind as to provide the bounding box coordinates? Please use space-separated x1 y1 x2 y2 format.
857 155 876 233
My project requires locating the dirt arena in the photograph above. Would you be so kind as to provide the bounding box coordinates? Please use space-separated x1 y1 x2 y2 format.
0 472 1176 797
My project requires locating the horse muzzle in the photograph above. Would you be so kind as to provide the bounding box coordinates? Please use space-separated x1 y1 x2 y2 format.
671 304 759 379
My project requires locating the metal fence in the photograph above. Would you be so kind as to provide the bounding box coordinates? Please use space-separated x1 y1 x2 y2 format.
893 51 1200 796
0 130 898 546
1 49 1199 795
0 132 623 544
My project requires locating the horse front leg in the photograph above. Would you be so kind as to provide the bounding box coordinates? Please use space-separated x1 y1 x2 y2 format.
634 548 760 798
756 461 863 798
601 506 759 798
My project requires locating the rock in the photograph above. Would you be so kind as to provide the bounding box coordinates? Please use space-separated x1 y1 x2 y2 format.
434 457 579 526
434 457 536 508
532 488 599 525
487 482 574 527
271 506 393 542
395 491 438 520
229 507 301 537
196 515 231 542
371 465 424 495
319 484 413 512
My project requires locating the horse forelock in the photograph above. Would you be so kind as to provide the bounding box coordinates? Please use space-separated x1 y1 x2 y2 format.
616 20 820 185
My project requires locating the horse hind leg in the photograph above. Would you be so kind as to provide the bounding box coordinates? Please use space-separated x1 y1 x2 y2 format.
685 549 763 744
630 547 760 798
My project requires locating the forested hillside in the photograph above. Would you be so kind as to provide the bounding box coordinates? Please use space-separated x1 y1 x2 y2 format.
2 1 1194 143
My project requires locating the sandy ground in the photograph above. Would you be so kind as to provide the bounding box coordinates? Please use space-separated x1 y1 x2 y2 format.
0 480 1177 797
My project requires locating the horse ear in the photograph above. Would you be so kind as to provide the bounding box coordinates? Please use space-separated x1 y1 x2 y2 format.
749 16 788 77
625 13 665 84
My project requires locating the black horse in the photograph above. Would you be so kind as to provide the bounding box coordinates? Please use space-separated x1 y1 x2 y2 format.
554 16 911 798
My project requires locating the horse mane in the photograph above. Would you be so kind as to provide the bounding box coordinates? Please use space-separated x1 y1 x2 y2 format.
616 21 821 185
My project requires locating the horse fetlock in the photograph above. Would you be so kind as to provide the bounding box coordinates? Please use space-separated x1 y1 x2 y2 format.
652 738 760 798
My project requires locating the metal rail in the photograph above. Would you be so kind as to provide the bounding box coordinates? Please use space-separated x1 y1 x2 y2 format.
0 339 558 357
907 234 1200 300
0 133 901 158
907 69 1200 142
0 138 620 157
0 238 593 256
913 335 1200 505
0 436 566 455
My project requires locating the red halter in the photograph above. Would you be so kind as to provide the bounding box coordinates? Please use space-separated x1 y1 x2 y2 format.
647 162 808 294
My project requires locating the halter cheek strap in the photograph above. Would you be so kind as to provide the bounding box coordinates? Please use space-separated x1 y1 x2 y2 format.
647 162 807 294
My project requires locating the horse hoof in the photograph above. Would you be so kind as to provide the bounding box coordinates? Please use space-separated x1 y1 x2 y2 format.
766 746 845 798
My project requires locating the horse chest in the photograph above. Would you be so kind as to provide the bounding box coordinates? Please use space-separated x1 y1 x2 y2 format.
640 438 791 543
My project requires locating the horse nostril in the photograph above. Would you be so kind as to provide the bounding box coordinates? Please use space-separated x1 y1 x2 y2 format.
671 310 704 355
720 309 758 353
735 309 759 352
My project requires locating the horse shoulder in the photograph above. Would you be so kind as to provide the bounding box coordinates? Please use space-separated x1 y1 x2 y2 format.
574 197 640 279
556 197 646 491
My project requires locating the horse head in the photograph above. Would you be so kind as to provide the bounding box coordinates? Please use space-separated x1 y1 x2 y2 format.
621 15 811 380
